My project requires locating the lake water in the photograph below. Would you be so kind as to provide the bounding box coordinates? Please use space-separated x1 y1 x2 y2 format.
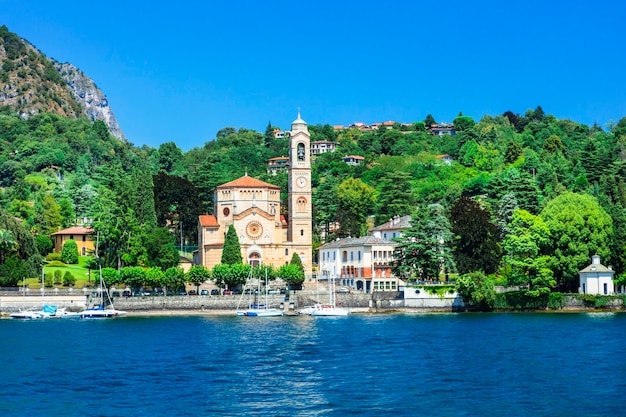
1 312 625 417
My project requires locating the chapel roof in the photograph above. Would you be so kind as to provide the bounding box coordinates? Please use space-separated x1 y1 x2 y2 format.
199 215 218 227
217 174 280 190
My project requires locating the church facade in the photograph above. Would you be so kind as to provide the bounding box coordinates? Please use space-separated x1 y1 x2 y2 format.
196 113 313 276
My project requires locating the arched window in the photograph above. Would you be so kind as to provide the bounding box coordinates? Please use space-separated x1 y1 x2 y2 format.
297 197 307 212
297 143 305 161
300 229 304 236
248 252 261 267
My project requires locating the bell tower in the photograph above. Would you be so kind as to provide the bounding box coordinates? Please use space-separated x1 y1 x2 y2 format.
287 111 313 274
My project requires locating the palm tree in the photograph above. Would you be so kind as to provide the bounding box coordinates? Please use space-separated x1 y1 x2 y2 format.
0 229 18 264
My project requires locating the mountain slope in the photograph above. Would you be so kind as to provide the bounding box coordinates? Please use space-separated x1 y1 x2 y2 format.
0 25 126 141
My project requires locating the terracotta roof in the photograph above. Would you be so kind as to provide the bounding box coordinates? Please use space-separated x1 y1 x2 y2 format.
199 215 218 227
343 155 365 160
435 154 452 159
280 215 288 227
268 156 288 161
52 226 94 235
217 175 280 190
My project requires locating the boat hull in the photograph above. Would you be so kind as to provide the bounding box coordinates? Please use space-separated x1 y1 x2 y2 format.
238 308 284 317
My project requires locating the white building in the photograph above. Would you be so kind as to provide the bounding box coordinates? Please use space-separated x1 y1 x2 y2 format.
578 255 615 295
369 215 412 241
317 236 399 293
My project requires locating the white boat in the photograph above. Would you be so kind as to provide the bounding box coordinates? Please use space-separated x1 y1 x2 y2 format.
73 266 126 319
309 275 349 317
236 268 284 317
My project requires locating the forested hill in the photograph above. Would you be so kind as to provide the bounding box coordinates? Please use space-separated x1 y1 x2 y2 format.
2 27 626 295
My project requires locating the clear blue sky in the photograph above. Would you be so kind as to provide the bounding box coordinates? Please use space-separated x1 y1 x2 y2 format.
2 1 626 151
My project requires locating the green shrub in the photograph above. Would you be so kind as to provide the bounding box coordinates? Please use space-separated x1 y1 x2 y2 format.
46 253 62 262
61 240 78 264
44 273 53 287
547 292 564 310
53 270 62 284
62 271 75 286
47 260 66 267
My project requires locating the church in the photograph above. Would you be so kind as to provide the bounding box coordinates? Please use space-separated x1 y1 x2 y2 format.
196 112 313 276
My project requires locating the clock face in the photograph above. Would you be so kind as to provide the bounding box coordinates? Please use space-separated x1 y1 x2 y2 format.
297 176 307 188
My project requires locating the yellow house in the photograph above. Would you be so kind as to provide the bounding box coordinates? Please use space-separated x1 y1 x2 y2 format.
51 226 95 256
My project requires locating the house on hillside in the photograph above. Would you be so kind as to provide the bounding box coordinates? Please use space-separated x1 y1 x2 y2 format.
369 215 412 240
267 156 289 175
311 140 336 155
579 255 615 295
51 226 95 256
342 155 364 166
428 123 455 136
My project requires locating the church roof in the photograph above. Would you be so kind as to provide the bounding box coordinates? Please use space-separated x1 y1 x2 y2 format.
579 263 614 274
217 175 280 190
199 215 218 227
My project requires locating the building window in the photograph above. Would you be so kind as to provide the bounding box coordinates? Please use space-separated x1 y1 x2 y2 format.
342 251 347 262
604 283 608 295
285 248 289 256
373 251 377 260
82 236 86 242
358 251 361 261
297 197 307 212
300 229 304 236
350 252 354 261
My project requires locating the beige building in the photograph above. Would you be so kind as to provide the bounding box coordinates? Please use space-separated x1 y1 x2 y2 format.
197 113 313 276
51 226 95 256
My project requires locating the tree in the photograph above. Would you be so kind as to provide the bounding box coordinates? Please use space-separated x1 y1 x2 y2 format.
62 270 76 286
144 227 179 270
222 224 242 264
450 196 501 274
424 114 436 127
145 267 165 289
157 141 183 173
456 271 496 311
502 209 554 296
186 265 211 294
34 234 53 256
290 252 304 274
374 171 414 225
152 172 203 246
119 266 147 290
61 239 78 264
335 178 376 237
211 264 230 290
164 267 186 293
453 115 476 132
225 263 251 290
0 255 28 286
0 229 18 264
540 192 613 292
392 204 455 281
279 264 305 289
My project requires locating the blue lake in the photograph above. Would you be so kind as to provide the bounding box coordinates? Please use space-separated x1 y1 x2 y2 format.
1 312 625 417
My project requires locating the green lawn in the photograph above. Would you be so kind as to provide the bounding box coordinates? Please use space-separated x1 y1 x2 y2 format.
20 256 94 289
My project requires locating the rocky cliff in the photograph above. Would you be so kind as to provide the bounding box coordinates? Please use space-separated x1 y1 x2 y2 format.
0 25 126 141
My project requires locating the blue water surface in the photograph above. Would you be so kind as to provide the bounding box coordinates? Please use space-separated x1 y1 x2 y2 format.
1 312 625 417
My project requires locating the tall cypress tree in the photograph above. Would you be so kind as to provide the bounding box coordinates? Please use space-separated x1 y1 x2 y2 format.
221 224 242 265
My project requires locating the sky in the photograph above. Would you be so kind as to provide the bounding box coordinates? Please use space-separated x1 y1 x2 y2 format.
2 1 626 151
